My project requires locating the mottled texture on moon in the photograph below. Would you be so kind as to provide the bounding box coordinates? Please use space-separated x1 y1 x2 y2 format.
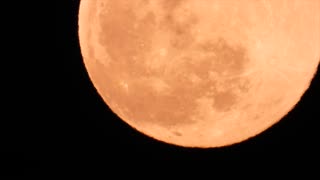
79 0 320 147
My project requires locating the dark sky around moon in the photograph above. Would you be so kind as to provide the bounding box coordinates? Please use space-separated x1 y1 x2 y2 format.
55 0 319 172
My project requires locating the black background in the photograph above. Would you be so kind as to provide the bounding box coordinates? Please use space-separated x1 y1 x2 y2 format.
54 0 319 173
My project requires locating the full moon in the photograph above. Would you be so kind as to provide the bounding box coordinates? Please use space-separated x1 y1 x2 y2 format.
78 0 320 148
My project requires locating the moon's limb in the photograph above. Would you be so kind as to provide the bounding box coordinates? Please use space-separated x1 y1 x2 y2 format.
79 0 320 148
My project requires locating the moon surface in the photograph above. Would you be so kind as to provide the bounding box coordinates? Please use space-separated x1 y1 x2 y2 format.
78 0 320 148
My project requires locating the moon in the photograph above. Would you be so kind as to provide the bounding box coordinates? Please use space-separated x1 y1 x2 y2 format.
78 0 320 148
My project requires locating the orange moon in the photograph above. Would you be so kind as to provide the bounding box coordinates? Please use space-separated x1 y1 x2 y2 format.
78 0 320 148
